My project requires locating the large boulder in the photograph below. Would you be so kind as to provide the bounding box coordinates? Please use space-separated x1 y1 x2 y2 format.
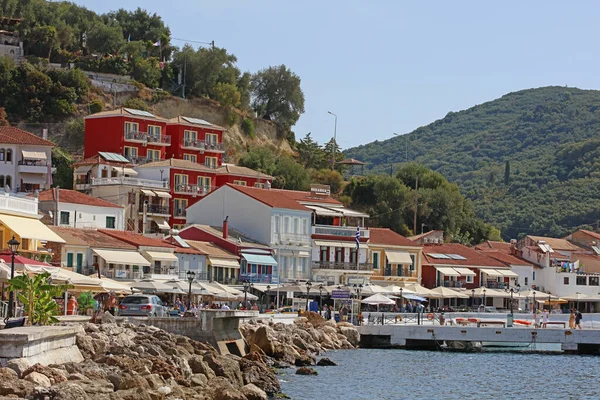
317 357 338 366
203 353 243 388
24 371 51 388
70 379 115 395
76 332 96 359
339 326 360 347
238 358 280 395
241 383 268 400
207 377 247 400
102 311 116 324
295 367 318 376
0 367 17 381
45 382 89 400
6 358 30 377
118 374 148 391
189 355 216 379
246 325 275 356
190 373 208 387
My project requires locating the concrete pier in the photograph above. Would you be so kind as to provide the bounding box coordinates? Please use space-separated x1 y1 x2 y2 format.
358 325 600 354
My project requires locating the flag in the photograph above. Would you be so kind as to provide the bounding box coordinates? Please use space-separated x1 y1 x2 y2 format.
355 226 360 250
153 40 161 47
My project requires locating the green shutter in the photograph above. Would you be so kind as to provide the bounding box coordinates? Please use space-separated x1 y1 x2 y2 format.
66 253 73 268
76 253 83 273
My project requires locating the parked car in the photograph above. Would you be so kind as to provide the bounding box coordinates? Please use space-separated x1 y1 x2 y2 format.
118 295 167 317
477 305 498 313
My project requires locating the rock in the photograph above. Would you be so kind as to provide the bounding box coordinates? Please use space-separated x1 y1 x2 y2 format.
76 332 96 359
189 355 216 379
70 379 114 395
118 373 149 391
339 326 360 347
22 363 68 384
24 371 51 388
246 326 275 356
294 353 315 367
145 373 166 390
68 372 89 381
0 367 17 381
203 353 243 387
45 382 89 400
295 367 318 376
116 387 152 400
190 373 208 387
241 383 268 400
317 357 338 366
238 358 280 395
207 377 247 400
102 311 117 324
6 358 30 378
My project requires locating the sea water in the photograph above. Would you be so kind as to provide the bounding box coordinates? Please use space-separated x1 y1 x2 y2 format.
279 348 599 400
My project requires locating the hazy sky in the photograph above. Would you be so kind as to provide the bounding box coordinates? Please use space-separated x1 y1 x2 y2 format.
72 0 600 149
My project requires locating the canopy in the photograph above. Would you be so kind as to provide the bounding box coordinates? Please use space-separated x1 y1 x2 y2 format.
383 285 416 295
470 287 510 298
153 218 171 230
122 168 138 176
0 214 65 243
313 240 367 249
209 257 240 269
385 251 412 265
130 280 178 293
305 205 343 217
479 268 504 277
360 284 388 295
430 286 470 299
166 280 214 295
92 249 151 266
434 266 460 276
143 251 178 262
452 267 476 277
361 293 395 305
403 294 427 302
141 189 155 197
74 165 92 174
561 292 592 301
519 290 559 300
241 253 278 266
153 191 171 198
22 150 46 159
495 269 519 277
403 284 435 297
210 282 243 295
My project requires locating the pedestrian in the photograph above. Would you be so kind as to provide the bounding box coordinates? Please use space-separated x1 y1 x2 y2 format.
67 295 78 316
575 309 583 329
542 309 549 328
569 308 576 329
105 293 117 315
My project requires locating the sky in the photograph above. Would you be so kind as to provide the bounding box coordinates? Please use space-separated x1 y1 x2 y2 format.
72 0 600 150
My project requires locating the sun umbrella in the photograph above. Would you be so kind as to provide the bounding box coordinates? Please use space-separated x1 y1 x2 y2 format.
166 280 213 295
430 286 470 299
361 293 395 305
470 287 511 298
562 292 591 301
130 280 176 293
403 284 435 297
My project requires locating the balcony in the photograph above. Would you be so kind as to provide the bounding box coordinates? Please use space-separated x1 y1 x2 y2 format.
273 232 311 247
124 131 148 143
182 139 224 153
312 261 373 271
484 282 507 289
91 177 168 189
0 193 38 217
104 270 144 280
239 273 273 284
174 184 214 196
147 135 171 146
442 281 467 288
17 160 54 174
174 209 186 218
312 225 370 239
126 156 165 166
138 203 170 215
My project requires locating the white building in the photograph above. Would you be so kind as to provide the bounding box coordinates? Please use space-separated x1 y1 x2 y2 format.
0 126 55 193
164 235 208 280
37 188 125 230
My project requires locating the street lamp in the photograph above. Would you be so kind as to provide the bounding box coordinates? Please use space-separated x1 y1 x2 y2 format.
471 289 475 312
243 280 252 306
305 281 312 311
6 236 19 320
482 288 487 312
186 270 195 310
266 285 271 309
533 291 536 313
399 287 404 312
318 284 323 315
327 111 337 170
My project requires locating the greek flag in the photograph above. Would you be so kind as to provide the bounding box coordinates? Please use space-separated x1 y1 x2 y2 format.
355 226 360 250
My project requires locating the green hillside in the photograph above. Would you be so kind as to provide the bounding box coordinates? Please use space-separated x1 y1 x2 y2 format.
345 86 600 239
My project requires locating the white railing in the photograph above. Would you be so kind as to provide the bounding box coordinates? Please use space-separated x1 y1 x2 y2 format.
312 225 370 239
91 177 169 189
0 193 38 216
274 232 311 245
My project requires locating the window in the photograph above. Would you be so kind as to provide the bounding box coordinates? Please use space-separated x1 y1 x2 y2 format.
6 149 11 163
206 133 218 145
60 211 70 225
0 149 4 161
66 252 73 268
410 254 416 271
525 277 529 286
106 216 116 229
335 247 343 262
76 253 83 273
283 217 290 233
233 180 247 186
532 271 536 281
184 130 197 146
372 251 380 269
205 157 218 169
174 174 188 192
147 125 161 139
198 176 211 193
254 182 265 188
124 121 139 135
4 175 10 190
146 149 160 161
590 277 599 286
293 218 299 234
174 198 188 217
320 246 328 262
466 275 473 283
0 175 4 187
564 277 570 285
576 276 587 286
183 154 197 163
274 215 280 233
124 146 138 160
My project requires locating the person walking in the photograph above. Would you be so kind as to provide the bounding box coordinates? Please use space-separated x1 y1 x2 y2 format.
575 309 583 329
569 308 576 329
542 309 549 328
67 295 78 316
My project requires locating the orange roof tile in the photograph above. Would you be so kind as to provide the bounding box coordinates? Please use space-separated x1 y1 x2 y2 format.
0 126 54 146
574 230 600 241
477 250 534 267
37 189 122 209
99 229 175 248
474 241 512 252
226 184 311 211
185 240 238 259
422 243 507 268
48 227 136 249
369 228 420 247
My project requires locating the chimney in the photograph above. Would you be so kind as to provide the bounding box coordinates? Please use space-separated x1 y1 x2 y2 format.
223 216 229 239
42 128 48 141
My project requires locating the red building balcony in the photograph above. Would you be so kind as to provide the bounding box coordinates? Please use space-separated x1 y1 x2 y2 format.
181 139 225 153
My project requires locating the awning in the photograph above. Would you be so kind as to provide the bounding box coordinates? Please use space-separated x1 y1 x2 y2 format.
336 207 370 218
298 251 310 257
122 168 138 176
153 191 171 198
434 266 460 276
495 269 519 277
141 189 155 197
143 251 178 262
74 165 92 174
21 175 47 184
304 205 344 217
92 249 151 266
153 217 170 230
452 267 476 277
241 253 278 266
209 257 240 269
479 268 504 277
22 150 46 160
0 214 65 243
385 250 413 264
314 240 367 249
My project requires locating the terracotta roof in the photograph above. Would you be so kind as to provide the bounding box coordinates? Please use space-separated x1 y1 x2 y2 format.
0 126 54 146
216 164 273 179
167 116 224 131
135 158 215 173
36 189 122 209
185 240 238 259
408 230 444 241
184 224 271 249
72 154 131 168
48 227 136 250
84 107 168 121
225 185 311 211
477 250 534 267
99 229 175 248
422 243 507 268
474 241 512 252
161 239 206 255
526 236 584 252
369 228 421 247
274 189 342 206
573 230 600 241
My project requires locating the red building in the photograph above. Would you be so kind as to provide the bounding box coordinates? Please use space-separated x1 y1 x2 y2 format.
166 116 225 168
84 108 170 163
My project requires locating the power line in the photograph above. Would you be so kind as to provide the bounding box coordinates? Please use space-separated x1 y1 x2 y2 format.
171 37 214 47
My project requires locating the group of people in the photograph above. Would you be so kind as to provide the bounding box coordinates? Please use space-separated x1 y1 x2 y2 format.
569 308 583 329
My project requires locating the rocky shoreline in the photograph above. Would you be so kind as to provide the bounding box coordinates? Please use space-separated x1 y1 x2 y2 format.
0 312 359 399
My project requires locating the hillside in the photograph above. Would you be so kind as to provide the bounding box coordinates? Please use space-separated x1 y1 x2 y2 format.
345 86 600 239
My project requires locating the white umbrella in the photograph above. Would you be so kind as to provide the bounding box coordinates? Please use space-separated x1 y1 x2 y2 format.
430 287 470 299
470 287 510 298
562 292 591 301
166 280 213 295
403 284 435 297
361 293 395 305
130 280 175 293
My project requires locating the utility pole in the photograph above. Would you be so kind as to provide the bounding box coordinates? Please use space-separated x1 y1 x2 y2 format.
182 54 187 99
328 111 337 170
413 176 419 234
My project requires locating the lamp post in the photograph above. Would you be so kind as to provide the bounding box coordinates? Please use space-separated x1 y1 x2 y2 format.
399 287 404 312
482 288 487 312
186 270 195 310
266 285 271 309
471 289 475 312
327 111 337 170
533 291 536 313
305 281 312 312
318 284 323 315
243 280 251 306
6 236 19 320
548 294 551 312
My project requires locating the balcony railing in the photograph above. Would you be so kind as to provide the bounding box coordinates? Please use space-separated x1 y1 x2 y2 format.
18 160 51 167
126 156 165 166
139 203 170 215
92 177 168 189
103 270 144 280
312 261 373 271
312 225 370 239
274 232 311 246
0 193 38 216
239 273 273 284
147 135 171 145
442 281 467 288
182 139 224 152
174 184 214 195
174 209 186 218
124 131 148 142
484 282 507 289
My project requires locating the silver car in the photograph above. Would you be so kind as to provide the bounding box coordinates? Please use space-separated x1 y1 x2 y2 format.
118 295 166 317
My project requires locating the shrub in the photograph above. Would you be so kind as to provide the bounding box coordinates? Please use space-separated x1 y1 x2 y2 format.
89 100 104 114
224 106 238 127
241 118 255 139
122 97 149 111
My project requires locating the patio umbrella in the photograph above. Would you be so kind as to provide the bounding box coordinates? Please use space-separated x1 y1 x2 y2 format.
562 292 591 302
130 280 175 293
471 287 510 298
210 282 243 295
403 284 435 297
361 293 395 305
383 285 416 296
166 280 213 295
430 287 470 299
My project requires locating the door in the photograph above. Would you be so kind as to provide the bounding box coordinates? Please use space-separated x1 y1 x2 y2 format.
76 253 83 274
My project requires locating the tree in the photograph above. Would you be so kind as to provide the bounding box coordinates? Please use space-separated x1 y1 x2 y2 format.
213 82 241 108
251 64 305 126
323 138 345 172
27 25 58 58
238 147 278 175
0 107 8 126
296 133 327 169
122 97 149 111
312 169 344 195
86 20 125 54
504 160 510 186
130 56 161 88
272 155 311 191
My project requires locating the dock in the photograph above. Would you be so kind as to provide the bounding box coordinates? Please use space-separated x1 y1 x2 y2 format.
357 325 600 354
